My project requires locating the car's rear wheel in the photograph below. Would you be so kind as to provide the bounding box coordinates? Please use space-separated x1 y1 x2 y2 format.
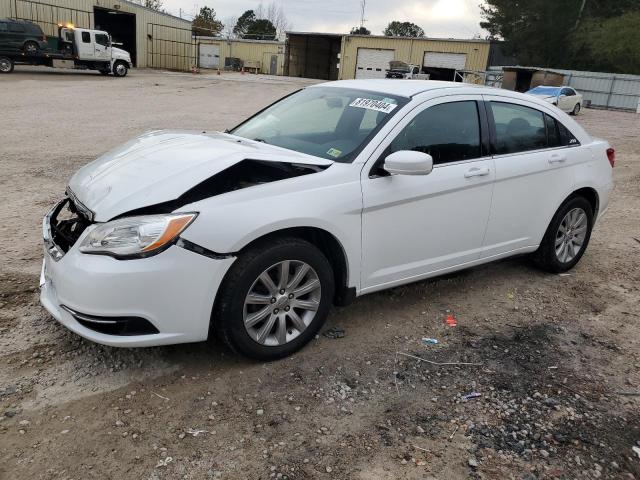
571 103 581 115
533 196 593 272
23 41 39 55
0 56 14 73
213 237 335 360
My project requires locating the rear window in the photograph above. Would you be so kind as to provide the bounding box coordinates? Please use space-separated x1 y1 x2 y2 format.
81 31 90 43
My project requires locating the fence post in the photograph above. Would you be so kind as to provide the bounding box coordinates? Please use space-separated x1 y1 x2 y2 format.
605 75 616 109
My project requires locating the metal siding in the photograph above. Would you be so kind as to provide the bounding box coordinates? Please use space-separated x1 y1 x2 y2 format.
340 35 490 80
198 38 284 75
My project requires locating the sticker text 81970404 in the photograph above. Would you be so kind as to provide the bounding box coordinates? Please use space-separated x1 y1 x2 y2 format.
348 98 397 114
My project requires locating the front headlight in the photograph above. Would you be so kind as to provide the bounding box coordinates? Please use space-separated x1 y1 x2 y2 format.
79 213 197 259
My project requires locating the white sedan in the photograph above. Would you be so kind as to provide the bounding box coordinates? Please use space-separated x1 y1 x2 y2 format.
41 80 614 360
526 85 584 115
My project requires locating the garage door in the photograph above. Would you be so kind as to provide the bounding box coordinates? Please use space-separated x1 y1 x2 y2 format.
423 52 466 70
355 48 395 79
199 44 220 69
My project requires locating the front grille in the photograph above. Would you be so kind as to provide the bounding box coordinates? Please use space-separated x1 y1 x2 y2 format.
49 198 92 253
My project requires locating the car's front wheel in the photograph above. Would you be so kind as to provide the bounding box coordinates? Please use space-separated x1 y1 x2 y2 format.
213 237 335 360
0 56 14 73
533 195 593 272
23 41 39 55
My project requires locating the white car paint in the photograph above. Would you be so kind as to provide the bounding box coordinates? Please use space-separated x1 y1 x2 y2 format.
526 86 583 114
40 79 614 348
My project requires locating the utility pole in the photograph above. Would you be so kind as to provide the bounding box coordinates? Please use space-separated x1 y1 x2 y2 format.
359 0 366 29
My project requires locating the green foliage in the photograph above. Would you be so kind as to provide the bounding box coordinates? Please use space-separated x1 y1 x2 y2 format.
234 10 256 37
383 21 424 37
144 0 163 12
573 12 640 74
350 26 371 35
192 6 223 37
480 0 640 73
245 18 276 40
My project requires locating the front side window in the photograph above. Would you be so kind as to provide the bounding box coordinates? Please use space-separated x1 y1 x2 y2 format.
231 87 408 163
95 33 109 47
0 23 8 32
387 101 481 165
9 23 26 33
81 31 90 43
490 102 547 155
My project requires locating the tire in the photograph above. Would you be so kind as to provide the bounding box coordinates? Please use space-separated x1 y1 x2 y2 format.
571 103 581 115
213 237 335 360
23 41 39 55
0 56 14 74
112 61 128 77
533 195 593 273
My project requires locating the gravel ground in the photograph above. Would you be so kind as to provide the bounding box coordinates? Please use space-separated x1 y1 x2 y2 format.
0 68 639 480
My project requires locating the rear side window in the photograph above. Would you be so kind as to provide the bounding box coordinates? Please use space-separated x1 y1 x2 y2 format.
545 114 561 147
9 23 26 33
388 101 482 165
490 102 547 154
558 121 580 146
0 23 7 32
81 31 90 43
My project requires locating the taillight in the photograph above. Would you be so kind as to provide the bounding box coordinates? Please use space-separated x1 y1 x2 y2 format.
606 147 615 168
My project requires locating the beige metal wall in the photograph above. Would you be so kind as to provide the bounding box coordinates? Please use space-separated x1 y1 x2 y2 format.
198 38 285 75
1 0 195 69
339 35 491 80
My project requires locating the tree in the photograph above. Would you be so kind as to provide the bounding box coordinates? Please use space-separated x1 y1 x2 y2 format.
258 2 291 39
480 0 640 69
234 10 256 37
350 26 371 35
572 12 640 74
245 18 276 40
383 21 424 37
192 6 223 37
144 0 163 12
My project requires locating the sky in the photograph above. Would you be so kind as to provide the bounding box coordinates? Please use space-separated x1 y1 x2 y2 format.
161 0 486 39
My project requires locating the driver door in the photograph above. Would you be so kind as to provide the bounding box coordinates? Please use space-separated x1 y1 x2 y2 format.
94 33 111 61
360 96 495 292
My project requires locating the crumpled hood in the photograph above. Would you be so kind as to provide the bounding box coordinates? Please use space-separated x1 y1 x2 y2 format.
68 130 332 221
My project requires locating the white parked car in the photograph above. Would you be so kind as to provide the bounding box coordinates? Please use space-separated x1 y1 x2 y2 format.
41 80 614 359
526 86 583 115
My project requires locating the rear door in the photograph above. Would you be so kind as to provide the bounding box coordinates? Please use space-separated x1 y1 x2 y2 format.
76 30 95 60
480 96 579 258
0 22 8 49
7 22 26 50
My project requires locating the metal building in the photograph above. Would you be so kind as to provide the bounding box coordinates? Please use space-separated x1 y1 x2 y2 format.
285 32 491 82
1 0 195 70
197 37 285 75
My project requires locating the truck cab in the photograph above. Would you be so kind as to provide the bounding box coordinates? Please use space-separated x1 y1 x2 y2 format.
59 26 132 76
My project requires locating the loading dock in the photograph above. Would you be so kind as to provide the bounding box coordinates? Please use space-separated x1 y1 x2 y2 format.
94 7 136 66
285 32 341 80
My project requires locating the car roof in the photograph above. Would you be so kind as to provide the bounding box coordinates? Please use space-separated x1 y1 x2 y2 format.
312 79 500 98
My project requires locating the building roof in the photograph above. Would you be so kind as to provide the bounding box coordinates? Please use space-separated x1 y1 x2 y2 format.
286 31 489 43
120 0 191 24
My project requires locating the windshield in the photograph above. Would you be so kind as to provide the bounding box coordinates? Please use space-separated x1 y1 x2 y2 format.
527 86 561 96
230 87 408 163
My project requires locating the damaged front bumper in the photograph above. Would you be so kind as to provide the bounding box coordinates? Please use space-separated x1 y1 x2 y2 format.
40 199 236 347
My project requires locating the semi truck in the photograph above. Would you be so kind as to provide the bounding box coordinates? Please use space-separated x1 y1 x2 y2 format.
0 22 132 76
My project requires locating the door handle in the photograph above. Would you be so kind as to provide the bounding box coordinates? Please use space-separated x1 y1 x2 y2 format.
464 167 490 178
548 153 567 164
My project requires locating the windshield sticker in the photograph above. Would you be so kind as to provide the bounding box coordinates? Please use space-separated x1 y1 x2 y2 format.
326 148 342 158
349 98 397 114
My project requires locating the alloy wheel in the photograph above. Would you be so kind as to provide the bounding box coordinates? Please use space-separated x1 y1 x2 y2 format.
555 207 588 263
115 63 127 76
243 260 321 346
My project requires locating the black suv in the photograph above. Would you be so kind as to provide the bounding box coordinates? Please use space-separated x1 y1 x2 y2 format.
0 19 48 54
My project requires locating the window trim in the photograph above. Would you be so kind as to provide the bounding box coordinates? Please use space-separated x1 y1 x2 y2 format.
484 100 580 158
367 96 491 178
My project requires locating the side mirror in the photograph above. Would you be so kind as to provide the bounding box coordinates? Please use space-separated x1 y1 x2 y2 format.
383 150 433 176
